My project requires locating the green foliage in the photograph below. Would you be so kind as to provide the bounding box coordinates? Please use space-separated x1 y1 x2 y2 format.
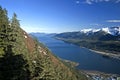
0 45 30 80
0 6 30 80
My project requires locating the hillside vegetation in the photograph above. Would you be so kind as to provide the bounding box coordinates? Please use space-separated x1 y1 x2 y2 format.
0 6 87 80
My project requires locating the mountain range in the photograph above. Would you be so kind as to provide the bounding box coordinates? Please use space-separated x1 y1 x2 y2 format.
55 27 120 41
80 27 120 36
55 27 120 55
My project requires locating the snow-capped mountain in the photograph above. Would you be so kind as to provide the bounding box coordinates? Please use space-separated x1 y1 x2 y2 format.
55 26 120 41
80 27 120 36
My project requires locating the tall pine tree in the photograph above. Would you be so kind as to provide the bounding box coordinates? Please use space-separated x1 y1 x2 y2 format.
0 6 9 56
0 6 30 80
0 6 17 56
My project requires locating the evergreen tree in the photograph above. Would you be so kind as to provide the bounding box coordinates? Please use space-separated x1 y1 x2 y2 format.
0 6 30 80
0 6 10 56
9 13 20 46
0 45 30 80
11 13 20 31
0 6 17 55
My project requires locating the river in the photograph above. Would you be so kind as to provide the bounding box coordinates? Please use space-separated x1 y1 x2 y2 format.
35 34 120 75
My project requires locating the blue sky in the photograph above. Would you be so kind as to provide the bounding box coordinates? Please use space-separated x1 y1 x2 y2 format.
0 0 120 33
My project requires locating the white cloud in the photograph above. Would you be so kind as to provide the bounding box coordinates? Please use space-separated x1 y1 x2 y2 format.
116 0 120 3
84 0 120 4
90 23 103 26
85 0 93 4
106 20 120 23
76 1 80 4
104 0 110 2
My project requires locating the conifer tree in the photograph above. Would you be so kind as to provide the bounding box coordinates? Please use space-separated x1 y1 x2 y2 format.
0 6 9 55
0 6 17 55
9 13 20 45
11 13 20 31
0 6 30 80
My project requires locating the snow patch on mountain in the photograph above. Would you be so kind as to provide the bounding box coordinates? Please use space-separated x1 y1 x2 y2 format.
80 29 92 33
80 29 100 33
80 27 120 36
101 27 111 34
109 27 120 35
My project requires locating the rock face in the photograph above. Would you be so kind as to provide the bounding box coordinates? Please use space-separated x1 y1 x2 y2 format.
0 6 87 80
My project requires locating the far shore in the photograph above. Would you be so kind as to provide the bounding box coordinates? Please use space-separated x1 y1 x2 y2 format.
55 37 120 60
89 49 120 60
81 70 120 78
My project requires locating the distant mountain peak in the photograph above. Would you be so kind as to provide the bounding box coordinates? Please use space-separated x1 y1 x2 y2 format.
80 27 120 36
80 28 100 34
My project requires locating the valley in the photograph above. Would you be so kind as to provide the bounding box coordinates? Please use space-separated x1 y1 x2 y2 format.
31 33 120 80
1 0 120 79
55 27 120 59
55 37 120 60
0 6 87 80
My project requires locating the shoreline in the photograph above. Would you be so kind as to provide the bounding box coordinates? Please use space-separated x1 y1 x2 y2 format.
82 70 119 76
89 49 120 60
56 37 120 60
81 70 120 80
55 37 120 76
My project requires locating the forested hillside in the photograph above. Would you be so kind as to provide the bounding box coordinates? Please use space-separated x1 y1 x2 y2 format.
0 6 87 80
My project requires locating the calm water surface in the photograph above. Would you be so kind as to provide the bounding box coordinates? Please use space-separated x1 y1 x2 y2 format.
37 35 120 75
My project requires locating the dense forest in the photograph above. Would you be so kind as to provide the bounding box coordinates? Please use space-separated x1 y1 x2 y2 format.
0 6 88 80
